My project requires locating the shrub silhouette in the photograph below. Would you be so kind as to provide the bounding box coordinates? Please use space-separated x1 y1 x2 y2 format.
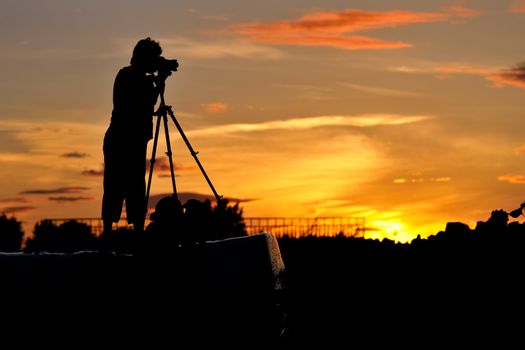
0 214 24 252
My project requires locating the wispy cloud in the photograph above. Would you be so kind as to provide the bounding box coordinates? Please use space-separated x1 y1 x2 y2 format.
273 83 335 100
80 159 193 181
152 158 194 174
48 196 93 202
234 9 447 35
446 3 481 18
393 177 451 184
498 174 525 184
513 144 525 155
201 14 229 21
1 206 36 214
187 114 432 137
20 186 90 195
147 193 256 209
231 6 479 51
186 7 229 21
0 46 99 61
0 129 30 153
487 62 525 90
160 37 286 60
236 34 411 50
81 169 104 177
433 62 525 91
202 102 229 113
61 152 89 158
340 82 420 97
433 65 497 75
0 120 105 163
0 197 29 203
509 0 525 13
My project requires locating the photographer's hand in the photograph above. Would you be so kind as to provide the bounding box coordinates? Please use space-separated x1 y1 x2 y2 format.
155 73 168 88
154 72 170 98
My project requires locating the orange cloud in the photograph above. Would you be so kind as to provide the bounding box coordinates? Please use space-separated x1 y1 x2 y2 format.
61 151 89 158
242 33 411 50
1 206 36 214
498 174 525 184
447 3 480 18
392 177 451 184
433 65 496 75
20 186 89 195
486 62 525 90
152 158 194 175
433 62 525 91
234 10 448 35
510 0 525 13
202 102 228 113
48 196 93 202
187 114 432 137
232 6 478 50
0 197 29 203
513 144 525 155
81 169 104 177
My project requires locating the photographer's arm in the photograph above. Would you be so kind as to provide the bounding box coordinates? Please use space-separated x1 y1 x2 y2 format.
153 71 171 104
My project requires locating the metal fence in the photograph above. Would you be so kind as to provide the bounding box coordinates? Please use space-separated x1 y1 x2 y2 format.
45 216 365 238
244 217 365 238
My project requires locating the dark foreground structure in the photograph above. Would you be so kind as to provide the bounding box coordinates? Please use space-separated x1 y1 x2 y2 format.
3 214 525 348
1 233 286 349
276 220 525 349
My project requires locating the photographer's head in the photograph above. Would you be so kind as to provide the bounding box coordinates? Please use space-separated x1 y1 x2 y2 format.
131 37 162 73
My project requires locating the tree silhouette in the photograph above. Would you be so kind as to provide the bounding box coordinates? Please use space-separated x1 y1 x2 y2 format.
25 219 96 253
0 214 24 252
211 199 246 240
144 197 247 248
180 198 247 242
25 219 58 252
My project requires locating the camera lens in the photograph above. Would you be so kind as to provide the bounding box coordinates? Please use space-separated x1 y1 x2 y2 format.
158 57 178 72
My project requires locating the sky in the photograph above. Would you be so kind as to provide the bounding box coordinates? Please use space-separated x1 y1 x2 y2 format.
1 0 524 242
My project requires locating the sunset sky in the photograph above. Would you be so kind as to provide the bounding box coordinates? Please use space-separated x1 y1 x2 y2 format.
1 0 524 241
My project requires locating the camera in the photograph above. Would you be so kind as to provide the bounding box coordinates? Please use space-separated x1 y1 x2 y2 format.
157 56 179 74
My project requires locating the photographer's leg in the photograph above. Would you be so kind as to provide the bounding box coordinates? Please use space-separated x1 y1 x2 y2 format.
126 141 147 233
102 130 125 233
103 220 113 234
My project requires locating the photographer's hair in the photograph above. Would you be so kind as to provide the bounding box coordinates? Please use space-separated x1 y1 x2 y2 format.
130 37 162 66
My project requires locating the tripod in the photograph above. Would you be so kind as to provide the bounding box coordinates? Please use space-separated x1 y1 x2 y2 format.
145 91 222 214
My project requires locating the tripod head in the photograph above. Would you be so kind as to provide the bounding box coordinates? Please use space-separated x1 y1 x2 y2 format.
153 104 172 117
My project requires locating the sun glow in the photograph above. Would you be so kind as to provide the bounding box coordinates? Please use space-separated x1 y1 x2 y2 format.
367 220 413 242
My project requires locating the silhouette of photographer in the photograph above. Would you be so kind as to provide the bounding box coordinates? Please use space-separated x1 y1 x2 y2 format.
102 38 177 233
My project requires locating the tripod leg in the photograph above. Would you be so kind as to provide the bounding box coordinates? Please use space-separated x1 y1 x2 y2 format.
167 108 222 201
145 114 162 213
162 114 178 201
